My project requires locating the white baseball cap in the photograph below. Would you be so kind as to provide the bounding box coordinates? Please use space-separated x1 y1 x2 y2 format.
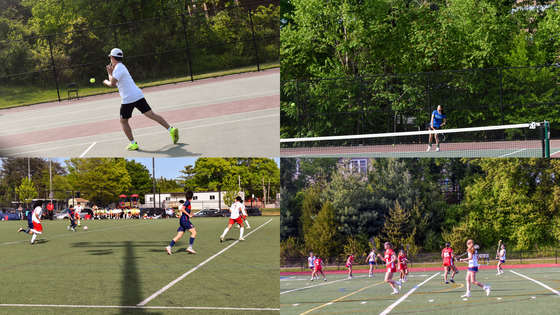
108 48 123 58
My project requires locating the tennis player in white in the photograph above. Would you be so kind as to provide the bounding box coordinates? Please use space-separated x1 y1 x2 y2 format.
103 48 179 150
220 196 248 242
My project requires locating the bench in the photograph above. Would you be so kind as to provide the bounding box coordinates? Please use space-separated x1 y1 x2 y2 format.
67 83 79 100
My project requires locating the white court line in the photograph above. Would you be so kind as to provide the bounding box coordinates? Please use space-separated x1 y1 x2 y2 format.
137 218 274 306
280 275 367 295
550 150 560 157
379 272 440 315
499 149 526 158
3 111 278 156
0 304 278 311
80 142 96 157
509 270 560 295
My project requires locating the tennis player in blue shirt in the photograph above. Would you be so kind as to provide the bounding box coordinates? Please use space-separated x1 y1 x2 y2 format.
427 105 447 152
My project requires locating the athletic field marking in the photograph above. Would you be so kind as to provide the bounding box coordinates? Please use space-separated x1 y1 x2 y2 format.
551 150 560 157
137 218 274 306
300 281 385 315
3 112 277 156
0 220 162 246
380 272 440 315
499 149 526 157
509 270 560 296
80 142 96 157
0 304 278 311
280 276 361 295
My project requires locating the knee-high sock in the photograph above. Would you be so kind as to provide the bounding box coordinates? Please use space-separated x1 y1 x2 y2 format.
240 227 244 239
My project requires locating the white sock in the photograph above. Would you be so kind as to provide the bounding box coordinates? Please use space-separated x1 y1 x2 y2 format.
240 227 244 239
222 228 229 237
168 127 172 131
245 220 250 228
130 140 136 144
31 233 37 243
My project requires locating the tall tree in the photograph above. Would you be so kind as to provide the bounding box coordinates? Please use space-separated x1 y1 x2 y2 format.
15 177 37 206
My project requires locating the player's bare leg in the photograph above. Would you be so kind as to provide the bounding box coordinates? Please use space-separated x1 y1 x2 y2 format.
143 110 170 129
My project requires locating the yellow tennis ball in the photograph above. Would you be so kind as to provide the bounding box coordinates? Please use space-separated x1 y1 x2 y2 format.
90 78 95 83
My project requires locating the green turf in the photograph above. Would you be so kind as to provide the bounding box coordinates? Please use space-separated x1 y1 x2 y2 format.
0 217 279 314
280 268 560 314
0 63 279 109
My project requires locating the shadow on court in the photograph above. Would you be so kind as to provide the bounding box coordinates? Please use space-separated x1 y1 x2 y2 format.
136 142 201 158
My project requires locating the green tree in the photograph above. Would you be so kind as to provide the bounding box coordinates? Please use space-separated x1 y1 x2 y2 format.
305 201 338 259
15 177 37 206
66 158 131 206
126 159 152 202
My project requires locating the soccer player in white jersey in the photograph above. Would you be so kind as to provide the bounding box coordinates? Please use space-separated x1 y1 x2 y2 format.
366 249 377 277
28 202 43 244
497 244 506 275
103 48 179 150
75 202 83 226
220 196 247 242
459 239 490 297
308 252 318 280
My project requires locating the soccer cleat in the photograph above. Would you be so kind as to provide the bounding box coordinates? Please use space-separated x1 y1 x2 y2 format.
170 127 179 144
187 248 197 254
484 285 491 296
165 246 172 255
450 279 455 283
30 241 35 245
67 226 70 230
496 272 501 275
220 235 224 242
426 145 431 151
369 274 373 277
391 290 399 295
461 293 471 298
435 147 440 152
71 228 76 232
310 278 314 281
239 238 245 241
126 142 139 150
396 281 402 290
445 281 449 284
324 278 327 281
17 228 23 233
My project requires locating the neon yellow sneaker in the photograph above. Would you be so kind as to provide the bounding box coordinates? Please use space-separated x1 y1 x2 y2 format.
170 127 179 144
126 142 139 150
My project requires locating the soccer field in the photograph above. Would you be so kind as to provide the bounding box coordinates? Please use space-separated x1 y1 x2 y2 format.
0 217 279 314
280 266 560 314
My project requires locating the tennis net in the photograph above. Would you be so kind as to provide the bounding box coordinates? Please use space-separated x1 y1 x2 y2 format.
280 122 551 158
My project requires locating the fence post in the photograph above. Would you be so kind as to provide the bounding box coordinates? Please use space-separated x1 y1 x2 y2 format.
47 35 61 102
247 4 261 71
180 14 194 82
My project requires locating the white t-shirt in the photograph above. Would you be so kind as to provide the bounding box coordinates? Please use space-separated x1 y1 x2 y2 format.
229 202 246 219
468 250 479 268
75 205 83 217
112 63 144 104
32 206 42 224
500 249 506 260
308 256 316 268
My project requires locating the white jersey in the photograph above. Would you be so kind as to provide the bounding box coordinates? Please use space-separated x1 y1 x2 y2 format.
468 250 479 268
32 206 42 224
308 256 316 268
499 249 506 260
229 201 246 219
112 63 144 104
367 251 376 262
75 205 83 216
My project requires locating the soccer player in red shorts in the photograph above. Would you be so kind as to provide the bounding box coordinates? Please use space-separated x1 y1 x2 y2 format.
397 249 409 282
376 242 402 294
442 242 458 284
220 196 247 242
346 253 355 279
311 255 327 281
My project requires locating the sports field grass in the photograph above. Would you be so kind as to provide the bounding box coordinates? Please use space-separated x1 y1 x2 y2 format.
280 266 560 314
0 216 279 314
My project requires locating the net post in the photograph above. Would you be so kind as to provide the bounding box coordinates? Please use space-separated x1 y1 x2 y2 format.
545 121 550 158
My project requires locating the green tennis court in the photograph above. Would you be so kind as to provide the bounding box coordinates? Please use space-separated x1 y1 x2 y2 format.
280 266 560 314
0 217 279 314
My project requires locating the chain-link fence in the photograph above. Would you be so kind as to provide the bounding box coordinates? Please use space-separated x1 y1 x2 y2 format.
0 0 279 106
281 65 560 139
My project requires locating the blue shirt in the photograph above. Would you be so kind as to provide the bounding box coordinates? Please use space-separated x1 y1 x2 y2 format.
431 110 446 128
181 200 191 219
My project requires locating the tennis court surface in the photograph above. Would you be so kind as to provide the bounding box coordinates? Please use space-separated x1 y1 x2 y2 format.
0 217 279 314
281 122 559 158
0 69 279 157
281 264 560 315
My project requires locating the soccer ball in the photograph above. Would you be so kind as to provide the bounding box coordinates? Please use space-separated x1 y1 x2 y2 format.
84 226 88 231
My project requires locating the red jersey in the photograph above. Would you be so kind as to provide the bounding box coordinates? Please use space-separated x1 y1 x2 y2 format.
346 255 354 267
314 258 323 271
385 249 396 272
442 247 454 266
398 254 407 270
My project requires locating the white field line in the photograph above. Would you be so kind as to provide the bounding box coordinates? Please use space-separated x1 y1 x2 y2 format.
0 304 278 311
280 275 368 295
499 149 526 157
509 270 560 295
137 218 274 306
379 272 440 315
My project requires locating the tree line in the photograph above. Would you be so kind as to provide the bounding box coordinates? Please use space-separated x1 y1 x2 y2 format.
280 0 560 138
0 157 280 208
280 158 560 261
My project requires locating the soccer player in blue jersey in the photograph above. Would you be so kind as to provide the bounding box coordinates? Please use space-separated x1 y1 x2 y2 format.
166 191 197 255
67 205 77 231
17 207 34 235
427 105 447 152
